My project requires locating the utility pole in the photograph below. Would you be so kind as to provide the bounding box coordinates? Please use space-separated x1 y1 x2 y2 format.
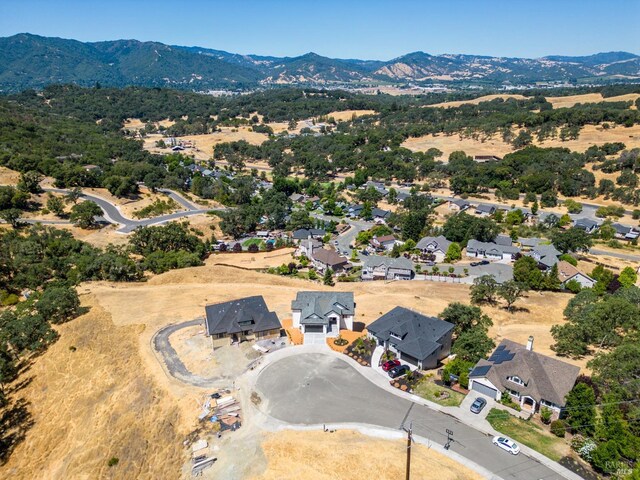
404 422 413 480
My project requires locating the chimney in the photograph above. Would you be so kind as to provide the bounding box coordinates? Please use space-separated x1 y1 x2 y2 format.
526 336 534 351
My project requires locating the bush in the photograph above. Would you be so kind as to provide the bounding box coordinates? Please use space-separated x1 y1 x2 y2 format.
565 279 582 294
550 420 566 437
540 406 552 424
558 254 578 266
333 335 348 346
108 457 119 467
0 292 20 306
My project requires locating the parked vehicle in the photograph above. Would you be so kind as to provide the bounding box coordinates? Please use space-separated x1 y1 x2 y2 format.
361 250 369 256
381 359 401 372
470 260 490 267
492 436 520 455
388 364 410 379
470 397 487 414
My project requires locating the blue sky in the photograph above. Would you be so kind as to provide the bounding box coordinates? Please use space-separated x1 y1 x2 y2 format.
1 0 639 59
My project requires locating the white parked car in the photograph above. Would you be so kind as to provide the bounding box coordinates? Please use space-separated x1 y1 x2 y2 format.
492 436 520 455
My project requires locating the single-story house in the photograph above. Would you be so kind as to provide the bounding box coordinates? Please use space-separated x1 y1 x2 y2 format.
518 237 544 250
466 239 521 261
475 204 497 217
473 155 502 163
449 199 470 212
363 181 388 196
415 235 451 263
289 193 305 203
367 307 454 370
291 291 355 336
311 248 349 273
291 228 326 242
370 234 398 252
361 256 414 281
396 192 410 203
612 223 640 240
573 218 600 234
469 337 580 415
371 208 391 222
529 244 561 270
347 204 364 217
204 296 282 348
494 234 513 246
557 260 596 289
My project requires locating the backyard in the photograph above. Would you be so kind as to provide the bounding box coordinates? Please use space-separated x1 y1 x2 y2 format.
486 408 569 462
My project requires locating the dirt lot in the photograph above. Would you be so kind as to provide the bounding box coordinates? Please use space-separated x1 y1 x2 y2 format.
0 166 21 185
252 429 482 480
426 94 528 109
326 109 377 121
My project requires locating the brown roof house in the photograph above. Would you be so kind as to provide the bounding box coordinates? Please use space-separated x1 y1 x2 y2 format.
311 248 349 273
469 337 580 415
556 260 596 289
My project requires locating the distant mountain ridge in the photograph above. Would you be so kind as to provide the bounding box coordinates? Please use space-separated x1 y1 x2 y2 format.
1 33 638 92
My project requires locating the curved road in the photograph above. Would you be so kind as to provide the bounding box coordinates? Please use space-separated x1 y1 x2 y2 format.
43 188 214 233
256 353 572 480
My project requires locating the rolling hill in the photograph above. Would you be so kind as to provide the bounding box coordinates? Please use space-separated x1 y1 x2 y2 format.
0 33 638 92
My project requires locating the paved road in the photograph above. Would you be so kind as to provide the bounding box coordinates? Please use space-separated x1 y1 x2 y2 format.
256 353 567 480
589 248 640 262
43 188 213 233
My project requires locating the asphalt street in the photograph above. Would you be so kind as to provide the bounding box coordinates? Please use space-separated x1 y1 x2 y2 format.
256 353 567 480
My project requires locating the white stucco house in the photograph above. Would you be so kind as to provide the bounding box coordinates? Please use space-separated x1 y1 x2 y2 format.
291 291 355 337
415 235 451 263
466 239 521 262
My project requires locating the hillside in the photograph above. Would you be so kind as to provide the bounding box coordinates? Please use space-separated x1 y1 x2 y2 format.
1 33 639 92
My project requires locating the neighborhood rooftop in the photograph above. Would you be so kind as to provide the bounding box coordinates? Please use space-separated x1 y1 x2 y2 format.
204 296 281 336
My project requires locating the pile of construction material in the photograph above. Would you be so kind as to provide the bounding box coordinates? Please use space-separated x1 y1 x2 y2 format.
210 393 242 432
190 439 216 476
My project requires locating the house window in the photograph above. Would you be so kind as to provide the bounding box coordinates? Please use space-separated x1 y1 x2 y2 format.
540 399 558 409
507 375 525 386
506 388 520 399
390 332 402 340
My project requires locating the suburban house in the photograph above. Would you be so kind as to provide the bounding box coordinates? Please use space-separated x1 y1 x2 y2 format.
367 307 454 369
612 223 640 240
475 204 497 217
361 256 414 281
311 248 349 273
371 208 391 223
573 218 600 234
449 199 470 212
494 234 513 246
415 235 451 263
370 234 398 252
466 239 521 261
204 296 282 348
518 237 543 251
557 260 596 289
289 193 305 203
291 291 355 336
469 337 580 415
347 204 364 218
363 181 388 196
291 228 326 242
529 244 561 270
296 237 322 258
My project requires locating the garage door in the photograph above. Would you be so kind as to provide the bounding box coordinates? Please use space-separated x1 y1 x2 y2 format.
471 380 497 398
400 352 419 367
304 325 324 333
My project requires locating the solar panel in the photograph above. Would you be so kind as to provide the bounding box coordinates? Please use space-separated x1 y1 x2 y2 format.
470 365 491 377
489 345 515 364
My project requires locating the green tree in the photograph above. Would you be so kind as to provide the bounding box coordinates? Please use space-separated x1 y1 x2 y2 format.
65 187 83 205
564 382 596 436
445 242 462 262
451 327 495 363
17 171 43 194
439 302 493 336
499 280 527 312
470 275 498 305
552 228 593 254
36 285 81 325
513 255 544 289
505 209 525 226
0 208 23 228
46 195 65 217
564 199 583 214
619 267 638 288
323 268 334 286
69 201 102 229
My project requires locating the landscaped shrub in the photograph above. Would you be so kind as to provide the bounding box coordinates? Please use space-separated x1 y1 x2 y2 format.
333 335 348 347
500 392 522 411
550 419 566 437
540 406 552 424
565 279 582 294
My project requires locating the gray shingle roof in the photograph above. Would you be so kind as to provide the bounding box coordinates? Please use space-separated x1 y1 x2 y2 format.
367 307 453 362
371 208 391 218
416 235 451 252
574 218 599 230
467 239 521 256
363 255 414 271
451 199 470 208
494 234 513 246
291 292 355 326
204 296 281 336
292 228 326 240
518 237 543 248
476 204 496 214
470 339 580 406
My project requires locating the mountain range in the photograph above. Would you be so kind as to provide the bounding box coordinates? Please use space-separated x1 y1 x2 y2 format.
1 33 639 93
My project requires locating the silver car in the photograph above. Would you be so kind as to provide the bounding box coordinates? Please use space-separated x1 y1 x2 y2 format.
470 397 487 414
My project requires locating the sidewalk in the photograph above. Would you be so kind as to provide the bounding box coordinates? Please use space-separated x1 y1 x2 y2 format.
247 344 584 480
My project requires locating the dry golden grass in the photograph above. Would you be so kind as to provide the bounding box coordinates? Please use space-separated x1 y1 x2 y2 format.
0 166 20 185
546 93 640 109
252 430 483 480
209 249 297 268
326 109 377 121
123 118 175 130
402 123 640 160
0 297 184 480
426 94 528 109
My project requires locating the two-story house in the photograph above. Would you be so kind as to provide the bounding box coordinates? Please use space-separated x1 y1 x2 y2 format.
361 256 414 281
291 291 355 337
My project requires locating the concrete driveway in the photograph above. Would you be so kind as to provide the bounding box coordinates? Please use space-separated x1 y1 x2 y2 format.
255 353 568 480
